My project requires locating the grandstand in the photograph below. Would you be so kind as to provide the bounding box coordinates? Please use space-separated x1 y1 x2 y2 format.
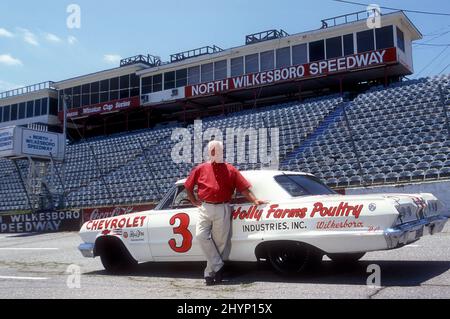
0 10 449 215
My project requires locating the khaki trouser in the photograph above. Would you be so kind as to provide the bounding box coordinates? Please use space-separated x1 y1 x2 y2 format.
196 203 232 278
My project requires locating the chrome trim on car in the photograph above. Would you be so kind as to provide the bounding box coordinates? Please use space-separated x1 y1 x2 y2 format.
78 243 95 258
384 215 448 249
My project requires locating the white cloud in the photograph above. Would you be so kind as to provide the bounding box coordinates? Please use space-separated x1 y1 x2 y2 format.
0 80 23 92
44 33 62 43
67 35 78 45
0 54 23 66
0 28 14 38
17 28 39 46
103 54 122 64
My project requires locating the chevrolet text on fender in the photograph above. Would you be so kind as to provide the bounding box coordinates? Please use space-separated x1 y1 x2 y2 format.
85 215 146 231
186 48 396 98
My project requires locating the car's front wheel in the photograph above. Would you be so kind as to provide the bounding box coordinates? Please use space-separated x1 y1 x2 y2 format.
97 239 137 273
327 252 366 264
268 242 322 275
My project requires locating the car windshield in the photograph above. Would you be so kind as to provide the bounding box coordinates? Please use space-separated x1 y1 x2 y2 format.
275 174 336 197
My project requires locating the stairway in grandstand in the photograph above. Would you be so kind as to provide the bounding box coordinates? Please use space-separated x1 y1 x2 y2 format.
0 75 449 211
283 103 347 162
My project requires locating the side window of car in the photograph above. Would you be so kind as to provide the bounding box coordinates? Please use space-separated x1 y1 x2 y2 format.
170 186 198 209
159 187 177 210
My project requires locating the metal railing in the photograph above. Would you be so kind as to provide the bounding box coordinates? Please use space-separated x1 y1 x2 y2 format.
321 10 381 29
120 54 162 67
170 45 224 63
0 81 55 100
245 29 290 45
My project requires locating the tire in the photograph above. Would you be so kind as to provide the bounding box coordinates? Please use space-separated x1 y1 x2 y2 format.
99 242 137 274
268 242 322 275
327 252 366 264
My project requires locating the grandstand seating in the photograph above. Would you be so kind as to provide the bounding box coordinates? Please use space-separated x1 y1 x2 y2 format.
0 74 449 211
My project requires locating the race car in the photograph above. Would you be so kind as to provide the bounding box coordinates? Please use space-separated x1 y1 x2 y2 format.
78 170 448 274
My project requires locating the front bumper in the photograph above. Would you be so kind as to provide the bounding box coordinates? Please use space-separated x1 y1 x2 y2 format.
384 215 448 249
79 243 95 258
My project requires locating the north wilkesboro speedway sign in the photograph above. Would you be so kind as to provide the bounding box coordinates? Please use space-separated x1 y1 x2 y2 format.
0 210 82 233
185 48 397 98
0 126 65 161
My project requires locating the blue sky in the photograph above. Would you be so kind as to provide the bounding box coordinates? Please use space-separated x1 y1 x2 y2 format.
0 0 449 92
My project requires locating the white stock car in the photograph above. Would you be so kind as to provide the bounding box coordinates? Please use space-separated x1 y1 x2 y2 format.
78 170 448 274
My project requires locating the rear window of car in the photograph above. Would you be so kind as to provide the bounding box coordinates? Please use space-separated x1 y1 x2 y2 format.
275 174 336 197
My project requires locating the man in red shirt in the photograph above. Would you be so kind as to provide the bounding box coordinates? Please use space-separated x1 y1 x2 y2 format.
185 140 266 286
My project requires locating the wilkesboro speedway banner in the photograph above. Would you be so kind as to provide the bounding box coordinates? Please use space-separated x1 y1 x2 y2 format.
0 209 82 233
185 47 397 98
82 205 154 223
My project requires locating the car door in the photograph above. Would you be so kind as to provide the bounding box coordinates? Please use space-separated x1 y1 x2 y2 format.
149 185 204 261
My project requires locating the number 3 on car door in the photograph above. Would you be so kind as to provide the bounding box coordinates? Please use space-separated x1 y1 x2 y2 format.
168 213 193 253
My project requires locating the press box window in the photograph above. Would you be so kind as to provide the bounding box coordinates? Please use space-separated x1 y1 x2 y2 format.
309 40 325 62
100 79 110 92
343 34 354 56
18 102 26 119
201 63 214 82
245 54 259 74
276 47 291 68
397 27 405 52
3 105 10 122
176 69 188 88
82 93 90 106
376 25 394 50
260 50 274 71
142 76 153 94
34 99 41 117
110 77 119 91
326 36 343 59
27 101 34 118
231 57 244 77
164 71 175 90
72 95 81 108
49 98 58 116
10 104 18 121
188 66 201 85
82 84 90 106
41 98 48 115
357 30 375 53
292 44 307 65
214 60 227 80
153 74 163 92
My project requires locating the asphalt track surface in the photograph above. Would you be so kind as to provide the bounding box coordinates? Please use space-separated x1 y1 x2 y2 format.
0 224 449 299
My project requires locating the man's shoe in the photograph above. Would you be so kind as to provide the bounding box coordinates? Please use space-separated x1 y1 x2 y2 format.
214 266 225 284
205 276 215 286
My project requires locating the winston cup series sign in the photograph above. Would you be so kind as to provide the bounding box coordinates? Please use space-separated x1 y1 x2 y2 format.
185 47 397 98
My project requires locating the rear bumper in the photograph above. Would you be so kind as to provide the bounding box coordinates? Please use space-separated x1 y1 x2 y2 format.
78 243 95 258
384 215 448 249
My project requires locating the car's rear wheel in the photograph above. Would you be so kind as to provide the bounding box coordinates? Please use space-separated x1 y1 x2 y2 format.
327 252 366 264
268 242 322 275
